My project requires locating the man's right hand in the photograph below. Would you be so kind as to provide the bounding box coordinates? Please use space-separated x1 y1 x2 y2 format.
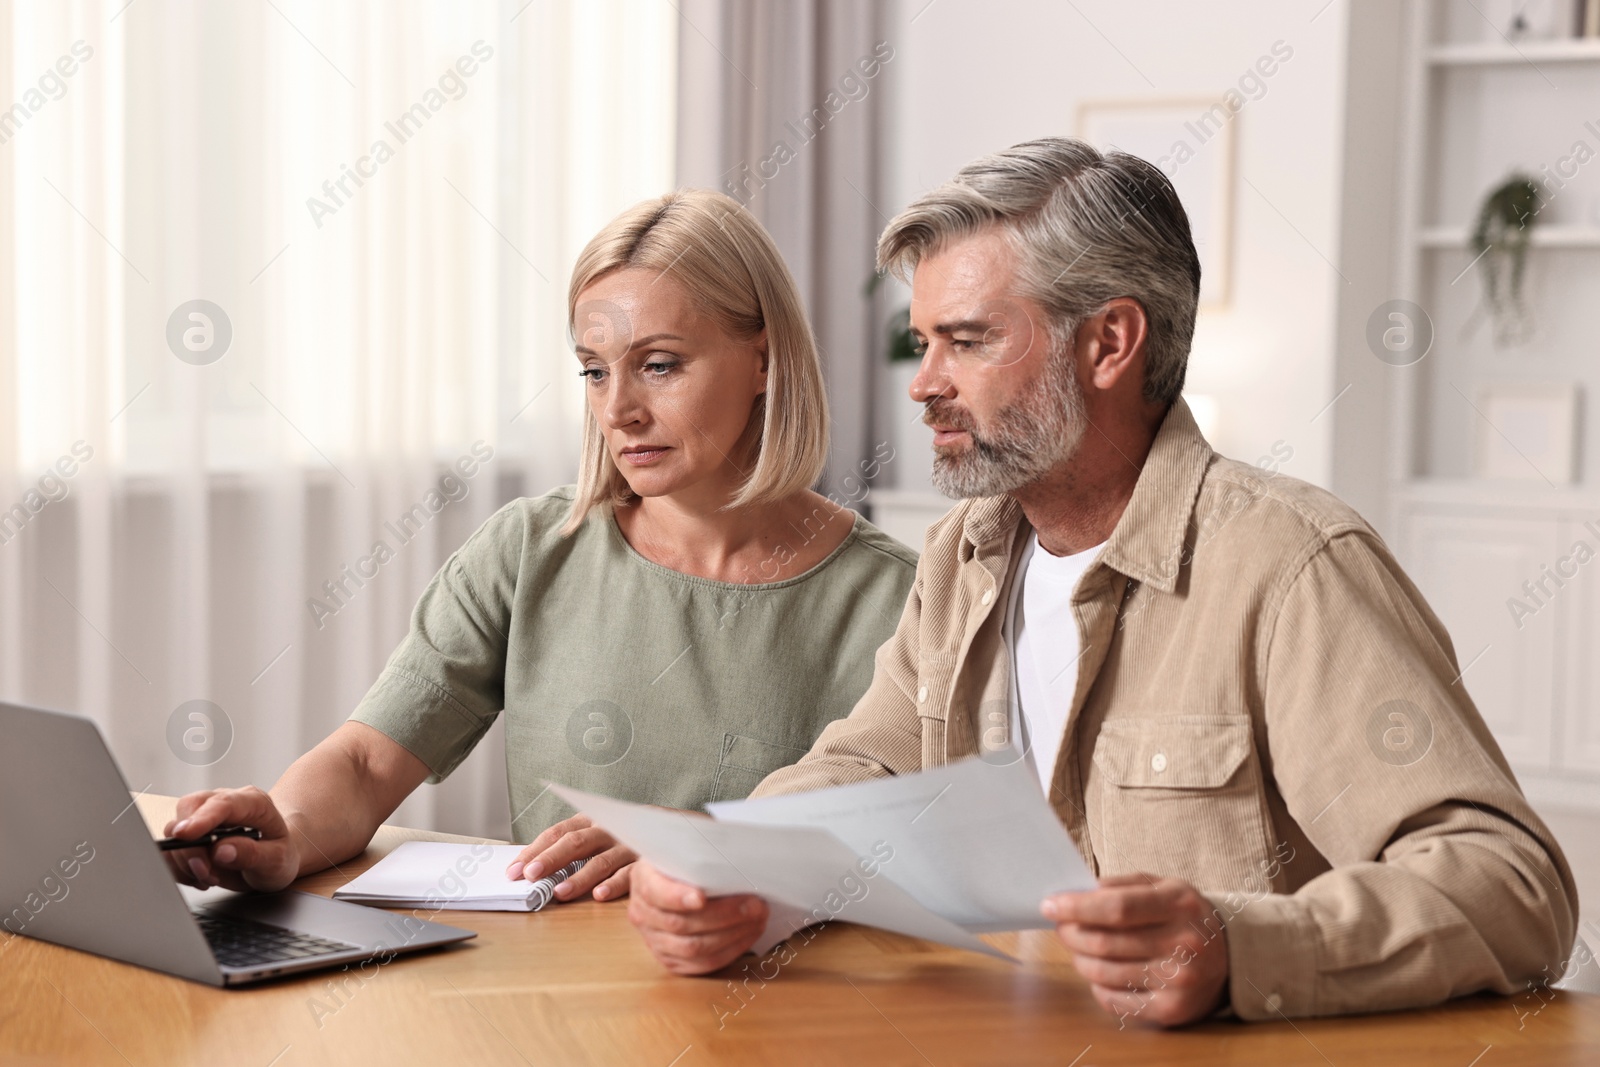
162 786 301 894
626 859 769 974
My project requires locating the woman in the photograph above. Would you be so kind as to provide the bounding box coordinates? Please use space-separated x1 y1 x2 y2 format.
164 190 917 905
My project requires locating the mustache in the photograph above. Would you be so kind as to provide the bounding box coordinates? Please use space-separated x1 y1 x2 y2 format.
922 398 976 432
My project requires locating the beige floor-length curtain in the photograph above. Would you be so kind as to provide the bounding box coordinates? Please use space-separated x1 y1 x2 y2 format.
675 0 892 502
0 0 676 839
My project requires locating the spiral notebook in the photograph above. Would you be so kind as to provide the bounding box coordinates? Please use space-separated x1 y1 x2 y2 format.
332 841 585 912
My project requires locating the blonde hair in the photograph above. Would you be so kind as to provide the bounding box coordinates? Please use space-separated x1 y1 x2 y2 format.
561 189 829 534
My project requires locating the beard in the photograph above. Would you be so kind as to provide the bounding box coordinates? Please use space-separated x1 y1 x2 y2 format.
925 352 1087 499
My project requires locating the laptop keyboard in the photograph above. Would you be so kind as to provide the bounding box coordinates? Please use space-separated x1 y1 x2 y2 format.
194 912 362 969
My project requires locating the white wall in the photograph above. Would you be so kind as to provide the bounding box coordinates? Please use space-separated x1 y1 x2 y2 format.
874 0 1354 496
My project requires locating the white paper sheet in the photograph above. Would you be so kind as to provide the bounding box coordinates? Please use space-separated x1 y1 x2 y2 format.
332 841 573 912
547 784 1009 959
708 756 1095 932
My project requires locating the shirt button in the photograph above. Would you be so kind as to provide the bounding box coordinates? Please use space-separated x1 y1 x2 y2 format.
1150 752 1168 773
917 685 929 704
980 588 994 606
1264 992 1283 1013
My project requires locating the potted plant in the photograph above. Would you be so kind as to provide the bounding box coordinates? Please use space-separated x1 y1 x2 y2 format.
1470 173 1541 347
865 272 919 363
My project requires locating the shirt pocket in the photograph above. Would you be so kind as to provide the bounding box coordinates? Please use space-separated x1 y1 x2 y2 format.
709 733 812 804
1089 716 1273 892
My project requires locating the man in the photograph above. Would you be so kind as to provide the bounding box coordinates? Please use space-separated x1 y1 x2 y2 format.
625 137 1578 1026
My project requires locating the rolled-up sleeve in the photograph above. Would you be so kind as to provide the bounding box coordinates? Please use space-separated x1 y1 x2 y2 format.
348 507 520 783
1225 528 1578 1020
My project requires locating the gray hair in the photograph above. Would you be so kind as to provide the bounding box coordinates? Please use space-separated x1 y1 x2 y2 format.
877 136 1201 407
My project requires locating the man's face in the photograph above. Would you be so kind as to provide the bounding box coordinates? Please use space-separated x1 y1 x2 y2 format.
907 229 1087 499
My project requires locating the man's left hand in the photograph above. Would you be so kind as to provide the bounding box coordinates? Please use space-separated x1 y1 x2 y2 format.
1042 873 1230 1028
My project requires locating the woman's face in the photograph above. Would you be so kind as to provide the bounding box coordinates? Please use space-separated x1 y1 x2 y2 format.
573 268 768 505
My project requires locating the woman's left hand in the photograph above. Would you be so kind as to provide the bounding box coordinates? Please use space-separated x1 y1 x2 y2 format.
505 814 639 902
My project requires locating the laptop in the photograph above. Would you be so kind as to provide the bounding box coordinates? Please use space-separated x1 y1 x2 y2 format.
0 701 475 986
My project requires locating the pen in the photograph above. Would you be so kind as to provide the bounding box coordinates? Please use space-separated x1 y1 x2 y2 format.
156 826 264 851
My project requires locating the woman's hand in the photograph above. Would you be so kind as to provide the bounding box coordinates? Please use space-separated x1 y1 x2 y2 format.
162 786 302 894
505 814 638 902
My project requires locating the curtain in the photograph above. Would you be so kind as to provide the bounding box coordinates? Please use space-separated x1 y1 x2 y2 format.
0 0 677 839
675 0 891 501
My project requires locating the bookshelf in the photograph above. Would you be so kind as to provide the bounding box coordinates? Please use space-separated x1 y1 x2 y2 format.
1390 0 1600 807
1426 38 1600 64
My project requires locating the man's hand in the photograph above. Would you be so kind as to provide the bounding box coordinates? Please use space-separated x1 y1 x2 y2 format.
505 814 638 902
627 859 769 974
1042 873 1230 1028
162 786 302 894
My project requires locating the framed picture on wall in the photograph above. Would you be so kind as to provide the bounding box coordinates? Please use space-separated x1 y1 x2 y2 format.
1472 383 1580 483
1077 98 1236 309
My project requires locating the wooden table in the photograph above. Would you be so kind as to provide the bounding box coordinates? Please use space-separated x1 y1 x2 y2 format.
1 795 1596 1066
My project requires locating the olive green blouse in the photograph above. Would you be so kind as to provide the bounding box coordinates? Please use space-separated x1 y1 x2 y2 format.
349 486 918 843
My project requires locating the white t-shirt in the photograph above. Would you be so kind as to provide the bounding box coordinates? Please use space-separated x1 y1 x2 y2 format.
1004 531 1105 793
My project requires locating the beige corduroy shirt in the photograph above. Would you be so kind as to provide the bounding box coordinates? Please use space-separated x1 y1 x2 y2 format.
754 399 1578 1021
